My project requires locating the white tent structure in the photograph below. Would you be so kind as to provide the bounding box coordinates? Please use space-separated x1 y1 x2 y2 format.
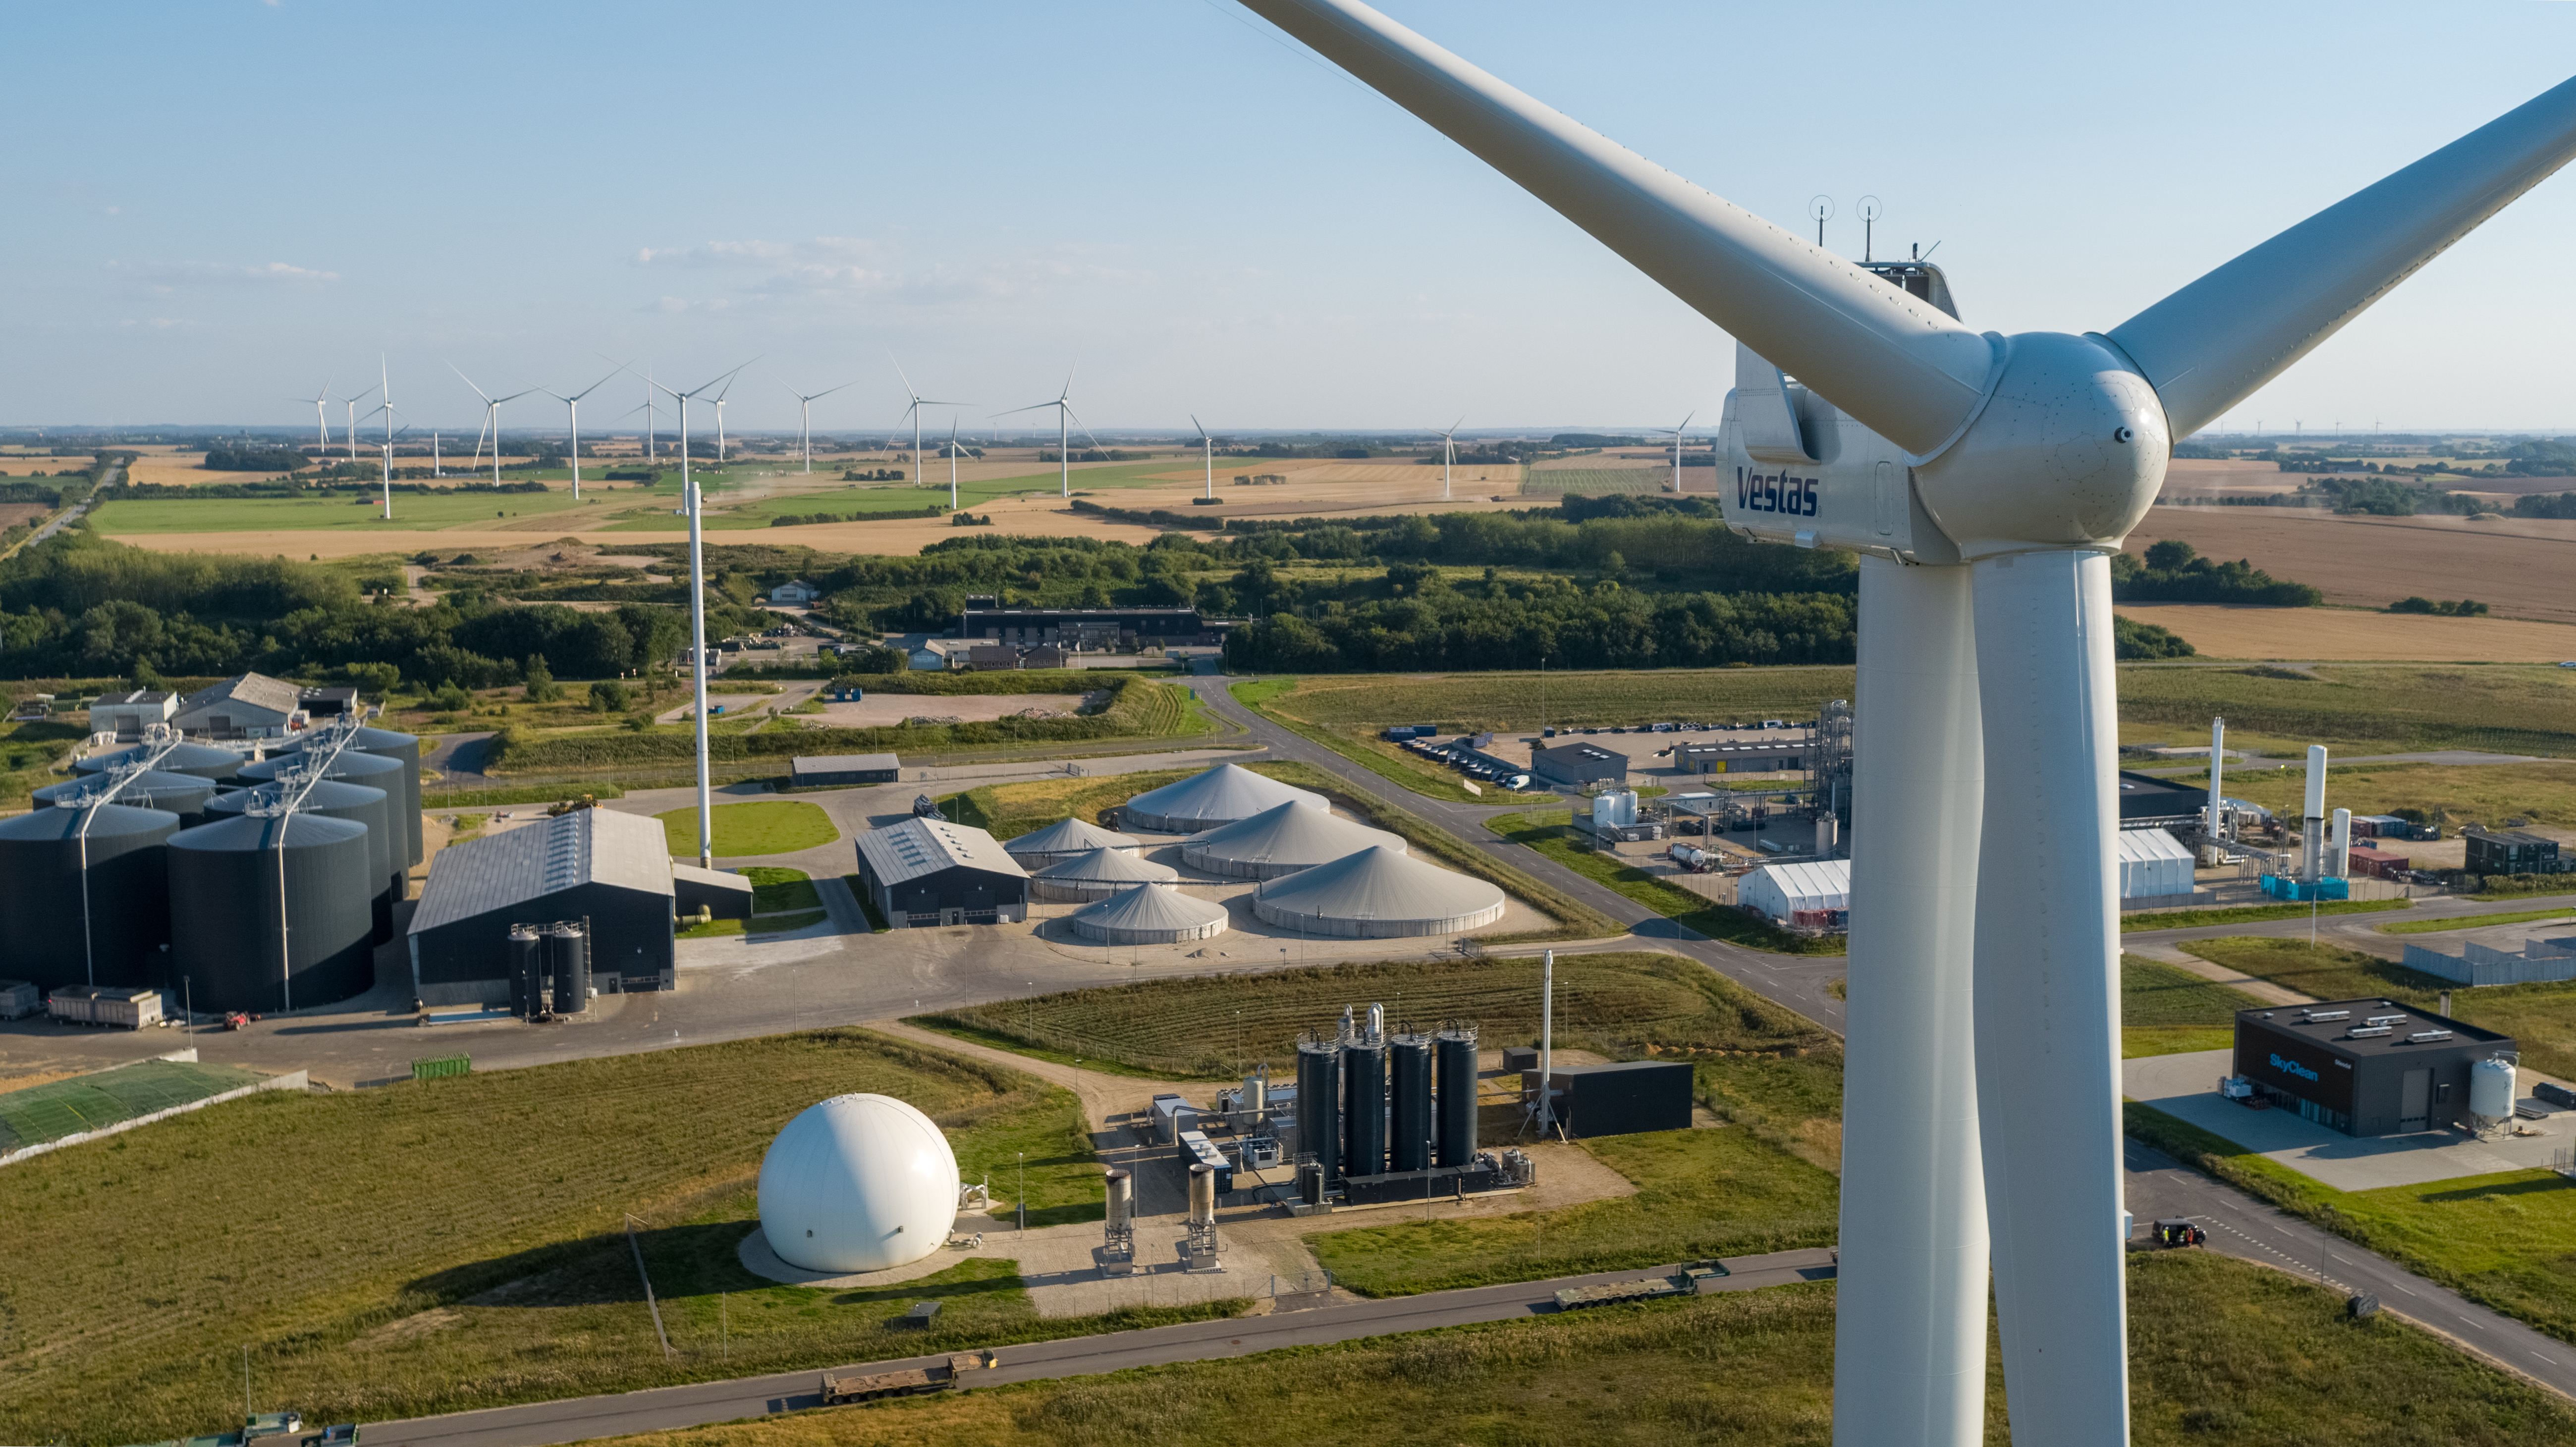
1003 816 1141 868
1739 859 1851 925
2117 828 2196 901
1030 846 1181 902
1123 763 1327 833
1182 801 1407 879
1066 882 1231 945
756 1094 958 1274
1251 845 1505 938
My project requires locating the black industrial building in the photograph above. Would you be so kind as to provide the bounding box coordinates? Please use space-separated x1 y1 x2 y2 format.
789 752 902 788
853 816 1029 926
1673 739 1809 775
958 595 1218 649
1534 1060 1695 1138
2116 770 2206 829
407 809 698 1003
2233 999 2515 1136
2466 827 2562 876
1530 742 1630 788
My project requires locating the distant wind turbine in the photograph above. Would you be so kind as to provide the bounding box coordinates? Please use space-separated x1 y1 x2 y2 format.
998 368 1100 499
887 359 967 482
946 416 964 510
299 376 334 453
452 366 537 484
1191 414 1215 500
784 378 861 474
357 358 399 519
335 380 379 468
539 365 625 502
1433 417 1468 499
1661 410 1696 493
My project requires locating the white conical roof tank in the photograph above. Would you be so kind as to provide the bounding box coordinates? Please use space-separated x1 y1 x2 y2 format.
758 1094 959 1274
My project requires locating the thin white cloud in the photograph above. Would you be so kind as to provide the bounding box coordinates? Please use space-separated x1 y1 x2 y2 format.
107 259 341 286
629 234 1147 310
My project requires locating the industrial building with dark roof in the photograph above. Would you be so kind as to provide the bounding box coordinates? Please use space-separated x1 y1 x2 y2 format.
789 753 902 788
1529 742 1628 788
853 816 1030 927
408 809 691 1004
2233 999 2516 1136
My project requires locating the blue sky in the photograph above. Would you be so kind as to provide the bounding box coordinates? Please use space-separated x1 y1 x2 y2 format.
10 1 2576 436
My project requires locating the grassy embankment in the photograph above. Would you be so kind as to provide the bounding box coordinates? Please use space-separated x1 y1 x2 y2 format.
1486 807 1842 956
2121 956 2266 1058
568 1251 2576 1447
0 1029 1228 1447
2381 906 2576 935
941 761 1619 941
2122 898 2412 930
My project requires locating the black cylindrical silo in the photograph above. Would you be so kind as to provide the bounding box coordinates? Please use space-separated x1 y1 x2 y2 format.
244 750 407 913
508 925 544 1018
0 803 178 990
1342 1032 1387 1180
78 740 246 783
1435 1023 1480 1167
37 770 216 828
168 813 375 1013
287 726 423 870
1296 1033 1342 1186
548 922 590 1014
1390 1032 1433 1172
208 779 396 943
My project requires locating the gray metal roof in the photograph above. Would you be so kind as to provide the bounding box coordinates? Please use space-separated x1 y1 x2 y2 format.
177 672 302 720
409 809 674 934
670 862 756 896
1003 816 1140 857
792 753 900 776
855 816 1028 888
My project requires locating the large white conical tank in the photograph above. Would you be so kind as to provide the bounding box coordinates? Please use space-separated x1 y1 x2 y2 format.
757 1094 959 1274
2471 1056 2517 1121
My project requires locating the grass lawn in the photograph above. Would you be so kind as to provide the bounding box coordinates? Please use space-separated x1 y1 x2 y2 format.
741 865 822 912
2180 936 2576 1083
1228 678 1512 804
2382 906 2576 935
1487 808 1841 956
578 1252 2576 1447
0 1029 1162 1444
2122 956 2265 1058
1253 668 1859 735
654 800 837 857
913 951 1832 1081
89 489 597 534
2123 898 2411 931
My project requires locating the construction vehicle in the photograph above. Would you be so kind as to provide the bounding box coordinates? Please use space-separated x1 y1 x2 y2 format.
545 795 597 817
820 1351 991 1405
2150 1218 2207 1248
1552 1260 1728 1310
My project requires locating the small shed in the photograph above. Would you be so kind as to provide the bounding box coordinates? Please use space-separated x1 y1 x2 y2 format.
2466 828 2561 876
89 689 177 739
769 580 820 605
2116 828 2195 901
790 753 902 788
671 863 757 920
2348 846 2409 880
854 817 1030 927
1738 858 1850 925
1530 742 1628 788
965 644 1022 671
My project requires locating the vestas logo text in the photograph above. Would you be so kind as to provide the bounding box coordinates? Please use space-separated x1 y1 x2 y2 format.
2269 1052 2320 1082
1736 467 1817 517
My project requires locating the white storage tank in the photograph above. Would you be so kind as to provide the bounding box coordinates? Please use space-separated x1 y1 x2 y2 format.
2471 1056 2517 1121
757 1094 960 1274
1590 791 1638 830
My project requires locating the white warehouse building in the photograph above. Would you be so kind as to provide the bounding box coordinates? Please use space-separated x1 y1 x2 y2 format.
2117 827 2196 902
1740 858 1850 924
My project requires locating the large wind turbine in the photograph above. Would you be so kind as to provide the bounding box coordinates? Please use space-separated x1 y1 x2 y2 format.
999 369 1099 499
452 367 536 484
784 378 860 473
944 416 964 510
334 380 378 468
1660 410 1695 493
300 377 334 453
887 359 966 482
1432 416 1463 499
1234 4 2576 1446
358 358 398 520
1191 414 1215 500
650 362 751 872
539 365 625 502
709 363 755 468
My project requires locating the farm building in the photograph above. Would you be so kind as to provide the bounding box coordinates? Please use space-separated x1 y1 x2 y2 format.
966 644 1024 670
853 817 1029 927
769 580 819 605
959 596 1216 649
1530 742 1629 788
171 673 303 739
1030 846 1179 902
2117 828 2195 901
789 753 902 788
1250 846 1506 938
1181 801 1406 879
88 690 176 739
1123 763 1327 833
1065 883 1230 945
1740 859 1850 926
1002 816 1140 868
407 808 683 1004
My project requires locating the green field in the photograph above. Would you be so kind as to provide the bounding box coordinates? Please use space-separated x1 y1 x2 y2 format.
1258 668 1857 733
2179 936 2576 1083
2161 758 2576 832
2121 956 2265 1057
89 489 600 533
1230 678 1534 804
654 800 838 857
1486 808 1842 956
1520 467 1669 494
0 1059 267 1152
0 1029 1163 1445
2120 664 2576 757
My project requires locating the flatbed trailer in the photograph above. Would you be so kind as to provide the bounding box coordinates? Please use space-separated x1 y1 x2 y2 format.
1552 1260 1728 1310
820 1352 990 1405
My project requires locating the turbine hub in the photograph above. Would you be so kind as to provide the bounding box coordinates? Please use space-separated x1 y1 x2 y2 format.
1913 330 2167 559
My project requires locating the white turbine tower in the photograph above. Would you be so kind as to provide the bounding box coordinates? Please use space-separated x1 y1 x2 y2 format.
1191 414 1215 500
650 362 750 872
334 380 378 468
357 358 399 520
539 365 625 502
709 363 755 468
945 416 964 510
998 369 1099 499
784 379 860 474
452 367 537 485
1233 4 2576 1446
1432 416 1463 499
887 359 966 483
1661 410 1695 493
299 377 334 453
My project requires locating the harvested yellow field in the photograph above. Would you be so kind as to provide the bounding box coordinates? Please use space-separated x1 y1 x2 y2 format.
2118 603 2576 662
124 454 296 488
2125 505 2576 624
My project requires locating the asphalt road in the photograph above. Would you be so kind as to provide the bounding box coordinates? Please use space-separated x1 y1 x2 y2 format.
363 1248 1840 1447
1193 683 1848 1032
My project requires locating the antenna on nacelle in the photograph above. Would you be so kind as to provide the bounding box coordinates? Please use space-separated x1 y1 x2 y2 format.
1808 194 1834 248
1858 196 1882 263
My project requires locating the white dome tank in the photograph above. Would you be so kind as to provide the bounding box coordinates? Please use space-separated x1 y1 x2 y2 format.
758 1094 960 1273
2471 1056 2517 1121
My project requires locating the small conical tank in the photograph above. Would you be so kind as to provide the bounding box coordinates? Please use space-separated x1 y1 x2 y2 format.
36 770 216 827
0 803 179 989
79 740 248 782
209 779 395 943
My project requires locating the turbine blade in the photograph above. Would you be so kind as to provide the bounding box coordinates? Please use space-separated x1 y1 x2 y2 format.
570 364 627 400
449 364 493 403
2109 74 2576 438
814 379 862 400
993 400 1059 416
1191 412 1207 440
889 354 920 401
1235 0 1989 454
